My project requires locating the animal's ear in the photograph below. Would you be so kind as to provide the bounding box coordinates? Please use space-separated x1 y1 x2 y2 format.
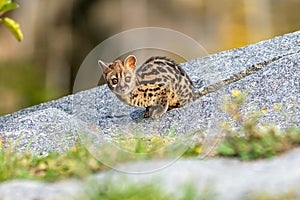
98 60 108 72
124 55 136 70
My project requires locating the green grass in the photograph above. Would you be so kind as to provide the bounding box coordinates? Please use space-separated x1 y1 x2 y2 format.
80 180 215 200
1 121 298 183
217 126 300 160
0 145 106 182
80 179 297 200
79 131 201 168
0 134 199 182
216 89 300 160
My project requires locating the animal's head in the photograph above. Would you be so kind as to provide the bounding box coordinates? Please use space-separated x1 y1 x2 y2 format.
98 55 137 95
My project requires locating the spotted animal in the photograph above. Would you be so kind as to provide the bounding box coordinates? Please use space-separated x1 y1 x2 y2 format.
98 55 195 118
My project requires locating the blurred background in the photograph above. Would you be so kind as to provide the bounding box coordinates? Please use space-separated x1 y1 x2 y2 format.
0 0 299 116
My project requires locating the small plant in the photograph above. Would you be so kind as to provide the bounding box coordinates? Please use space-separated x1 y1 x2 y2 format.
0 132 201 182
95 131 198 165
0 0 23 41
217 89 300 160
0 145 106 182
112 134 177 154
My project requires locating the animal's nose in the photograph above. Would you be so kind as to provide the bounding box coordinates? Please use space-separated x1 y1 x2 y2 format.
119 81 125 87
121 86 128 91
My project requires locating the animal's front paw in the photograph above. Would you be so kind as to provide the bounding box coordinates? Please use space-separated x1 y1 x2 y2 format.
143 111 150 118
143 107 150 118
148 105 167 119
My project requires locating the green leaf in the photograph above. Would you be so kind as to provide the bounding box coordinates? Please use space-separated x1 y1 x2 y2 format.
0 2 18 14
1 17 23 41
0 0 13 11
3 0 12 5
0 0 5 8
217 143 235 156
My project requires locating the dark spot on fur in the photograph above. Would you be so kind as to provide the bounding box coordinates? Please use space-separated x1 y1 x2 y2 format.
154 61 165 65
166 67 174 74
157 66 167 73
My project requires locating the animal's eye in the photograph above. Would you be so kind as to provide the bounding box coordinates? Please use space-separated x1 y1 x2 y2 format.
111 78 118 85
125 76 131 82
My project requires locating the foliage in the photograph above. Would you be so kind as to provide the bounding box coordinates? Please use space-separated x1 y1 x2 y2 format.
217 89 300 160
110 127 196 154
91 130 199 165
0 0 23 41
81 180 214 200
0 131 201 182
0 145 106 182
83 181 174 200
